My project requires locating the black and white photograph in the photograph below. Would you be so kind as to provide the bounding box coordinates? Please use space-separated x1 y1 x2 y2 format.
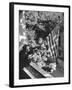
19 10 64 79
9 2 70 87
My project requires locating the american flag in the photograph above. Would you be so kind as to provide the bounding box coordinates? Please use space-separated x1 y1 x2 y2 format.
47 26 60 60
